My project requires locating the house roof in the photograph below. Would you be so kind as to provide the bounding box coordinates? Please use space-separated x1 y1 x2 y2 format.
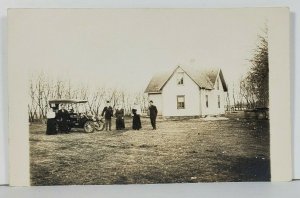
145 65 228 93
144 71 173 93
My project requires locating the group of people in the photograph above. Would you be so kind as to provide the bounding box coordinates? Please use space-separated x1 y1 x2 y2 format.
52 100 158 133
101 100 158 131
101 103 125 131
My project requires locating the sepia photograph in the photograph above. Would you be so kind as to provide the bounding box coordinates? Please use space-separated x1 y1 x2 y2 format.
8 9 278 185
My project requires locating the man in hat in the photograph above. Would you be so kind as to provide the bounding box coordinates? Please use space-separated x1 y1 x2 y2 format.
101 101 113 131
148 100 158 130
56 104 70 133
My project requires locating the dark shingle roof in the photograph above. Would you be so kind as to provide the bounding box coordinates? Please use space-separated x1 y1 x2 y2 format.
144 71 173 93
145 65 227 93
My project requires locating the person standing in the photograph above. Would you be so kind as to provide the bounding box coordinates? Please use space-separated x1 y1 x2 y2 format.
115 105 125 130
148 100 158 130
132 103 142 130
56 104 70 133
101 101 113 131
132 109 141 130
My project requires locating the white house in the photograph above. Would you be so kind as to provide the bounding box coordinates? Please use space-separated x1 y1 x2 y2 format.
145 65 228 117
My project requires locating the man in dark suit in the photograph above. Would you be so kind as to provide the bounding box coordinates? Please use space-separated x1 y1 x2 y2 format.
56 104 70 133
148 100 158 130
101 101 113 131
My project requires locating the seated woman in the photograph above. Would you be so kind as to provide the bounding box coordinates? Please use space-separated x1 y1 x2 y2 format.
132 104 142 130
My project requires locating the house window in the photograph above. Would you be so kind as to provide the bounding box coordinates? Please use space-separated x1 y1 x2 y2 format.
218 95 220 108
177 72 184 85
206 95 208 108
177 95 185 109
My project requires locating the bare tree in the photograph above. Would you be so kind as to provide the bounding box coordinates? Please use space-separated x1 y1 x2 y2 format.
28 72 149 121
240 76 257 109
28 79 38 122
54 79 65 99
239 27 269 109
232 82 236 110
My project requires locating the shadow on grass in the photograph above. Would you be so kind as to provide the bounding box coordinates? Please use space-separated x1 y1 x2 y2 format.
213 155 271 182
30 165 64 186
230 156 270 181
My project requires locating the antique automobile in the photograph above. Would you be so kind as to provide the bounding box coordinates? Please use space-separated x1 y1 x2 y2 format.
46 99 104 134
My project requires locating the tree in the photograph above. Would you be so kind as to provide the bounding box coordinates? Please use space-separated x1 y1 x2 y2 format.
28 79 38 122
240 75 257 109
28 73 147 122
249 31 269 107
240 28 269 108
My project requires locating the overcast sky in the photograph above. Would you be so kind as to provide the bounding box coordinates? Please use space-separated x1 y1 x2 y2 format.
14 9 269 92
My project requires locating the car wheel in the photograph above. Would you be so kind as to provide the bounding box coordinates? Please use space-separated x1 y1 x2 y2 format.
84 121 95 133
95 121 105 131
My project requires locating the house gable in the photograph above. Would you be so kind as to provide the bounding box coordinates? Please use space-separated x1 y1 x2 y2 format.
161 67 201 116
161 66 200 90
212 69 228 92
145 65 227 93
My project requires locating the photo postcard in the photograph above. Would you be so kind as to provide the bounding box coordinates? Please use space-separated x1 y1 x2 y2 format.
8 8 292 186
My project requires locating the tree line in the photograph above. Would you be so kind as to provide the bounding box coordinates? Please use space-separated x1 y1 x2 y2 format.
28 73 148 122
226 29 269 110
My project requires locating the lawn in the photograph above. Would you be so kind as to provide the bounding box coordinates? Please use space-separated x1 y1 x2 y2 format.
30 114 270 185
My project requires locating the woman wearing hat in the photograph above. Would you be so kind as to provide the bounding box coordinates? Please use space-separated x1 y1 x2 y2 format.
115 104 125 130
132 102 142 130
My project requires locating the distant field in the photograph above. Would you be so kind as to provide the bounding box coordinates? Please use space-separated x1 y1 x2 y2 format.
30 115 270 185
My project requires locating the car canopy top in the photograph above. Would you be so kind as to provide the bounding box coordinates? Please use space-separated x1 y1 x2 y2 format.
48 99 88 104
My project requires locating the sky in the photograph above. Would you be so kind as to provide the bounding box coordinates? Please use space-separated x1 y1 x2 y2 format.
12 9 269 93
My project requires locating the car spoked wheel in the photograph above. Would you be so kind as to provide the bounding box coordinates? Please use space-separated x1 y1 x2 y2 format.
94 121 105 131
84 121 95 133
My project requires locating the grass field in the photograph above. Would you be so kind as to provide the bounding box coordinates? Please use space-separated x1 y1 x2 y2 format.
30 114 270 185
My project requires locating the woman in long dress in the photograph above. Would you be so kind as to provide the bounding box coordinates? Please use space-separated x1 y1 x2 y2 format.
132 103 141 130
115 105 125 130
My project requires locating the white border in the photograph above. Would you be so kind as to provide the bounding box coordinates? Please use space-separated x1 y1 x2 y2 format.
1 0 299 185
